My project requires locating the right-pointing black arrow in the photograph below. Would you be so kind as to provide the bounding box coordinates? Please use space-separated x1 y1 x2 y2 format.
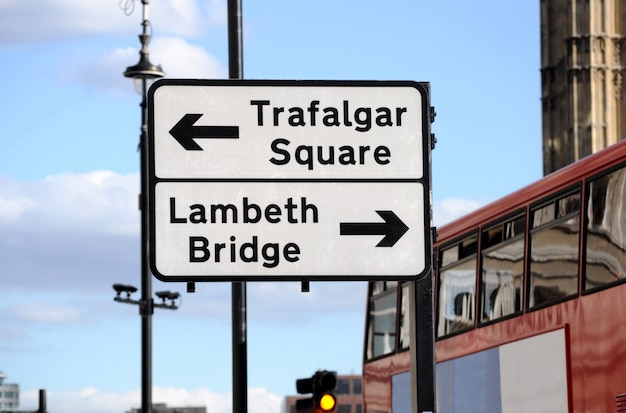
169 113 239 151
340 211 409 247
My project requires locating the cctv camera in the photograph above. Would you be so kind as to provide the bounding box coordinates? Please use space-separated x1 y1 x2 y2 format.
113 283 138 295
155 291 172 300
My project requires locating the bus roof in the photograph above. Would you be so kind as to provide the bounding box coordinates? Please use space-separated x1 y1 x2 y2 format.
436 138 626 243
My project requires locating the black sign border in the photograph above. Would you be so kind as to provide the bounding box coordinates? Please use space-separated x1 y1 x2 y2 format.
147 79 433 282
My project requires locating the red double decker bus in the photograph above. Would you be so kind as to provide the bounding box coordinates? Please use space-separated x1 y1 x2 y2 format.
363 140 626 413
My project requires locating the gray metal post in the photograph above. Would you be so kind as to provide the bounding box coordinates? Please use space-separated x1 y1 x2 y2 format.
140 73 153 413
409 230 436 412
410 273 436 412
227 2 247 413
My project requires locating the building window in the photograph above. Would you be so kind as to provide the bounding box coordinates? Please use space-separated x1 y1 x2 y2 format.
338 405 351 413
336 379 350 395
353 378 362 395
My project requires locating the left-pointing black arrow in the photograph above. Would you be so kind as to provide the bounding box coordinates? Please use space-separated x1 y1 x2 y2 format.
340 210 409 247
169 113 239 150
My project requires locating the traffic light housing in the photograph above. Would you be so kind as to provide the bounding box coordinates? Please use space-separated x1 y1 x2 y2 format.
295 370 337 413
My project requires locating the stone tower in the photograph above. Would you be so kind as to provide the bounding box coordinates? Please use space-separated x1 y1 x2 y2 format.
541 0 626 175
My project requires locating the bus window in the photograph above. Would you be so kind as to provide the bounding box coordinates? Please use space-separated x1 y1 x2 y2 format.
528 190 581 308
365 282 398 360
585 165 626 290
436 234 478 337
480 214 525 322
398 283 410 350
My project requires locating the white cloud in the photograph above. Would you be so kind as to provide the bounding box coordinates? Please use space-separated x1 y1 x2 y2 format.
0 0 227 44
249 281 367 319
0 1 228 95
5 301 86 324
0 323 29 345
20 386 282 413
0 171 138 235
150 0 228 38
432 198 484 226
61 46 141 97
170 281 367 322
152 37 227 79
0 193 35 222
0 171 139 295
0 0 131 44
63 37 227 96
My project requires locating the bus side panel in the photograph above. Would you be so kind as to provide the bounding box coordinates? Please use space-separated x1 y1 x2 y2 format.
499 329 568 412
363 351 411 413
436 329 568 413
573 286 626 412
391 371 411 413
437 347 501 412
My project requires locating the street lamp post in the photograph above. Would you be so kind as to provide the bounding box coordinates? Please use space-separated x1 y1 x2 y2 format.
122 1 165 412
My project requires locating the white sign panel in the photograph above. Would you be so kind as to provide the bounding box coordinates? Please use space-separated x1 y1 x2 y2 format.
148 80 432 281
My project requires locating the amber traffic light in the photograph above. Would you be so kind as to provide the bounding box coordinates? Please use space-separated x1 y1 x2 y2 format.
295 370 337 413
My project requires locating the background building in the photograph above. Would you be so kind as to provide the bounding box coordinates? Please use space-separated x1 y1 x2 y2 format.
126 403 206 413
0 372 19 411
541 0 626 174
285 374 362 413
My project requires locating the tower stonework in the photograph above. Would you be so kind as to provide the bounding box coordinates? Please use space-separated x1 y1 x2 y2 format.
541 0 626 175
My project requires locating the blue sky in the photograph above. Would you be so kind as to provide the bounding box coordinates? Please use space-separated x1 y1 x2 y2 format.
0 1 541 412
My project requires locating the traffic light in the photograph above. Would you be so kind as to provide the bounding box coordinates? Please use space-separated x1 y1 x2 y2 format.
295 370 337 413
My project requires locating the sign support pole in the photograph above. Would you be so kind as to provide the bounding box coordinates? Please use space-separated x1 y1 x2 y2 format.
227 2 247 413
409 228 436 412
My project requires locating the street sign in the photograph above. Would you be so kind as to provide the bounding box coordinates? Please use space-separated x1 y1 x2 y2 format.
147 80 432 281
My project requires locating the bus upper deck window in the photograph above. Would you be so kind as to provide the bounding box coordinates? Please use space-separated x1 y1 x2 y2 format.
480 214 525 323
585 165 626 291
529 189 581 308
365 282 398 360
436 234 478 337
398 283 410 350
